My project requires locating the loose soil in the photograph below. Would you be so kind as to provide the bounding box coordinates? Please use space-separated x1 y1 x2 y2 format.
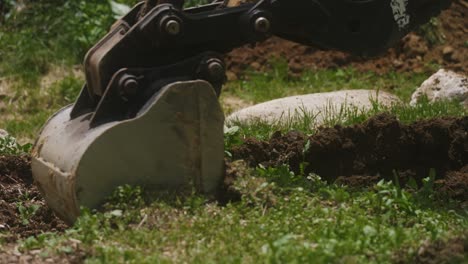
0 156 66 243
414 236 467 264
393 234 468 264
231 113 468 201
225 1 467 78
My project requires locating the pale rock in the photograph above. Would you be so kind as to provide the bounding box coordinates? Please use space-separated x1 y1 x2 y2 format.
0 129 8 139
410 69 467 107
442 46 454 56
227 89 400 126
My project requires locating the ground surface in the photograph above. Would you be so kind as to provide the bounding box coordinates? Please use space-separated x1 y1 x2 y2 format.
231 114 468 200
0 1 467 263
0 114 467 263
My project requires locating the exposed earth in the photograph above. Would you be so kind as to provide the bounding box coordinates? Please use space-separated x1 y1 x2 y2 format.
231 113 468 202
0 156 66 243
225 1 467 78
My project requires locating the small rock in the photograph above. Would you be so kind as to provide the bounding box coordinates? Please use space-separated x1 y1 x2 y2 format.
0 129 8 139
393 59 404 68
442 46 454 56
226 71 238 81
410 69 467 107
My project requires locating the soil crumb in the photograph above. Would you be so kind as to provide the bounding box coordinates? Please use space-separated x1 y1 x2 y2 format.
217 160 245 204
435 165 468 201
0 155 67 242
231 114 468 199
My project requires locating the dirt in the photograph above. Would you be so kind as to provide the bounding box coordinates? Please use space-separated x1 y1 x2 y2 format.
0 156 67 243
231 113 468 200
414 236 467 264
225 1 468 78
392 234 467 263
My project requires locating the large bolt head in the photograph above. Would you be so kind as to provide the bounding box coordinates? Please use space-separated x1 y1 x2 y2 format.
207 61 224 80
254 17 271 33
165 19 181 35
123 78 139 95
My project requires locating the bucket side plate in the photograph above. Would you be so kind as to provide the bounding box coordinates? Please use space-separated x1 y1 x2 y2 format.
32 80 225 224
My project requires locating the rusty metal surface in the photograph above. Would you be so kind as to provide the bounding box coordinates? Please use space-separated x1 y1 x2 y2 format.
32 80 224 224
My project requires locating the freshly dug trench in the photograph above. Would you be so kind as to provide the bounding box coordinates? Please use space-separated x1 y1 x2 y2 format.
231 113 468 200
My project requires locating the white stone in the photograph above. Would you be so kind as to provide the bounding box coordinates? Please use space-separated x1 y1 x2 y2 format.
226 89 400 126
0 129 8 139
410 69 467 107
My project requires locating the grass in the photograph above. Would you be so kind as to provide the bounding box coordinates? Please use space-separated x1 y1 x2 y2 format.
0 0 211 83
12 166 467 263
1 61 456 141
0 74 83 140
225 98 467 142
223 61 431 105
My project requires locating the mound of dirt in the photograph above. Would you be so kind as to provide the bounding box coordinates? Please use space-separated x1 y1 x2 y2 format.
231 114 468 200
414 236 467 264
392 234 467 263
0 156 66 242
225 1 467 77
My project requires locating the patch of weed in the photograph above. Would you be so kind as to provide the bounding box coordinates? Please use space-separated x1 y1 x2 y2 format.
416 18 446 46
225 98 466 145
0 0 136 82
224 61 430 103
0 75 83 140
0 134 32 154
15 166 466 263
16 202 40 225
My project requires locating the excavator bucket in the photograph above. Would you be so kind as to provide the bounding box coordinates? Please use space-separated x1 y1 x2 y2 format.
31 80 224 224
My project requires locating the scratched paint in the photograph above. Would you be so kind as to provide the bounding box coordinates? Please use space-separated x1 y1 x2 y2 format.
390 0 410 30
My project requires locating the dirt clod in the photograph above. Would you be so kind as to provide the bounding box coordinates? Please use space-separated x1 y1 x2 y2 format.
232 114 468 199
435 165 468 201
